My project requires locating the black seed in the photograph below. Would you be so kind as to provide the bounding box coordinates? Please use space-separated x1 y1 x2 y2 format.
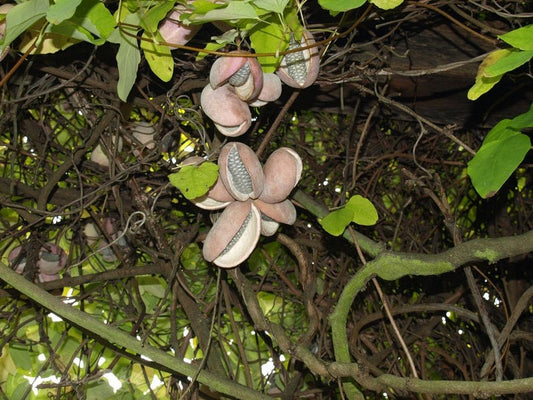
228 146 253 195
228 63 251 87
221 211 252 255
284 36 307 85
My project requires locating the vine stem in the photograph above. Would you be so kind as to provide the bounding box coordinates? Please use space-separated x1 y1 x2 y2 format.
255 89 300 158
348 228 420 379
0 261 271 400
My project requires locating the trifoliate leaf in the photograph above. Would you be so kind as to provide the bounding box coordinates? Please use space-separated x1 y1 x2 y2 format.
168 162 219 200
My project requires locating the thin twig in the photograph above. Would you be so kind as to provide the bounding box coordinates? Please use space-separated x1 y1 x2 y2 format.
348 227 420 379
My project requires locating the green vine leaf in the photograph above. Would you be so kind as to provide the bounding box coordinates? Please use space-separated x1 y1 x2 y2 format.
0 0 49 52
319 195 379 236
319 206 354 236
168 162 219 200
498 24 533 51
250 18 287 72
108 13 141 101
467 104 533 198
253 0 290 14
78 0 116 40
484 49 533 77
370 0 403 10
46 0 82 25
467 48 511 100
346 195 379 226
317 0 366 13
138 1 175 33
141 31 174 82
185 0 259 23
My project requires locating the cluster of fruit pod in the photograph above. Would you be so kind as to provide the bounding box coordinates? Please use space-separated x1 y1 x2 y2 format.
8 217 129 281
200 31 320 137
185 142 302 268
157 6 320 137
8 243 66 283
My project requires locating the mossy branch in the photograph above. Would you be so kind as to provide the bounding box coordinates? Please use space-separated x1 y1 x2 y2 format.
329 229 533 399
0 261 271 400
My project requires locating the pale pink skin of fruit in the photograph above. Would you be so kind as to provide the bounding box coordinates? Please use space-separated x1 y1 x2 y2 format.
0 4 15 62
200 84 252 137
209 52 264 102
202 200 261 267
249 73 282 107
158 9 200 48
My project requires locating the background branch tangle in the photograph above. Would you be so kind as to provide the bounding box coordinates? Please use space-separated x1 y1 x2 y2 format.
1 1 533 399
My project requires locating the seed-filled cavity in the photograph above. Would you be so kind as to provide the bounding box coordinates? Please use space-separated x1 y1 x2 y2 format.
285 36 307 85
40 252 60 262
261 213 275 222
228 62 251 87
228 146 253 195
221 211 252 255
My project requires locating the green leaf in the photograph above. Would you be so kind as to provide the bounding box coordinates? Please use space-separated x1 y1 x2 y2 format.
505 103 533 130
139 1 175 33
46 0 82 25
8 346 33 371
109 13 141 101
196 40 228 60
467 49 512 100
257 291 283 316
484 49 533 77
77 0 116 40
250 19 287 72
7 374 32 400
370 0 403 10
467 130 530 198
141 31 174 82
468 104 533 198
319 206 354 236
189 0 222 14
317 0 366 12
0 0 49 52
320 195 379 235
346 195 379 226
499 24 533 51
485 104 533 144
253 0 289 14
46 0 116 46
168 162 219 200
188 1 259 23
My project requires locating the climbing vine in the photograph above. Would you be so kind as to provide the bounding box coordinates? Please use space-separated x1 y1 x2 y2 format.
1 1 533 399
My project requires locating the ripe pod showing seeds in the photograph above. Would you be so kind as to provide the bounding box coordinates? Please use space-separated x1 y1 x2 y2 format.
218 142 264 201
209 52 264 102
202 200 261 268
276 30 320 89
